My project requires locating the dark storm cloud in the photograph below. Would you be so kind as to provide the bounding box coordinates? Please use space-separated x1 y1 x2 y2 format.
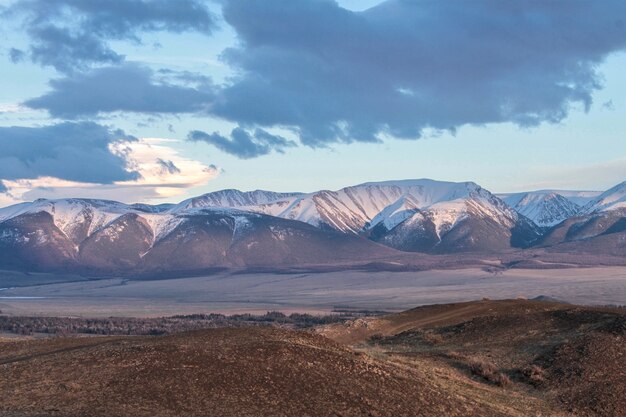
0 122 138 184
188 127 296 159
12 0 626 158
212 0 626 147
24 64 214 118
4 0 216 72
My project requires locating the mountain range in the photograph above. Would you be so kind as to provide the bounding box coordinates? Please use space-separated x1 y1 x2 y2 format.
1 179 625 275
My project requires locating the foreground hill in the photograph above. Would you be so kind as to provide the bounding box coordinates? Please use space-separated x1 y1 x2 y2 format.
1 326 511 417
1 299 623 416
319 299 626 417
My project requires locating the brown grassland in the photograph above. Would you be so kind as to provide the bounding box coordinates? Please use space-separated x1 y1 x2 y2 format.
0 299 624 417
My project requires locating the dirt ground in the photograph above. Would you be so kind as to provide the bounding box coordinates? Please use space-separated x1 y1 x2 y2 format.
1 299 624 417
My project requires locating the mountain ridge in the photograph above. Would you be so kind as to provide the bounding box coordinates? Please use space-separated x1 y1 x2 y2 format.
1 178 625 274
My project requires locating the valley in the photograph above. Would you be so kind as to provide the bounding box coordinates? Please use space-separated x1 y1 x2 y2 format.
1 267 625 317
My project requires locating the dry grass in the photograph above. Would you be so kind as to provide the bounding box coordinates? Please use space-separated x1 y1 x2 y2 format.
467 358 512 387
333 299 626 416
2 299 623 417
0 327 514 417
522 364 547 386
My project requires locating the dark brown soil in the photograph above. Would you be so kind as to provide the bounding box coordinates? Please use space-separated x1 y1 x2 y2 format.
2 300 624 417
324 299 626 417
1 326 508 417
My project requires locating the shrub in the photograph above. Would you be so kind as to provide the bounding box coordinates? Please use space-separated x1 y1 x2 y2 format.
369 333 384 343
492 372 512 387
422 331 444 345
523 364 546 386
468 358 511 387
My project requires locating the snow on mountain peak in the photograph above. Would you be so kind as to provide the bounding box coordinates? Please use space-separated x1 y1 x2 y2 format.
498 191 581 227
583 181 626 213
244 179 511 234
2 180 620 251
174 189 302 212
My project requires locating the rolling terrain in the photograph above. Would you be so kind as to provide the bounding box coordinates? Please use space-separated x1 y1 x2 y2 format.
1 299 623 416
319 299 626 417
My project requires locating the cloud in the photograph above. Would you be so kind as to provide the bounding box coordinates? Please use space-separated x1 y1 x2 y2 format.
11 0 626 158
211 0 626 147
156 158 181 175
188 127 296 158
8 47 26 63
0 122 138 184
4 0 216 72
0 103 27 114
517 157 626 192
24 64 214 118
0 138 221 204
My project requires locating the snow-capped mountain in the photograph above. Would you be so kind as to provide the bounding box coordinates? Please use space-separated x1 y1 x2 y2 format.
1 179 624 274
246 179 515 232
362 182 540 252
174 190 302 212
0 200 394 273
240 180 541 252
498 192 581 227
582 181 626 213
535 182 626 255
551 190 602 207
0 198 183 246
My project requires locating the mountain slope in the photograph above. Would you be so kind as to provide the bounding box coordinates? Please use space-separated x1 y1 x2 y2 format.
499 191 581 227
537 183 626 256
370 188 540 252
0 211 77 270
582 181 626 213
0 200 397 274
241 179 541 252
174 189 302 212
1 179 625 273
249 179 491 233
141 209 394 273
538 207 626 256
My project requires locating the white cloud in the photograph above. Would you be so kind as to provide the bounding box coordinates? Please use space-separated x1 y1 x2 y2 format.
0 103 28 113
0 138 220 205
512 158 626 192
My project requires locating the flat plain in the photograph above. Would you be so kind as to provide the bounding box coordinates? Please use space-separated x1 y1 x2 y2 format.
1 267 625 317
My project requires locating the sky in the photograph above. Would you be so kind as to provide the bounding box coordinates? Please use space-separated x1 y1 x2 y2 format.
0 0 625 207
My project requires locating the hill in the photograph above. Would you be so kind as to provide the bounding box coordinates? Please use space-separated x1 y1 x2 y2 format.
1 299 624 416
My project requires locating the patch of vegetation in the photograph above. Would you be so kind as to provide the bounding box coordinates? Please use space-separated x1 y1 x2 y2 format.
0 311 360 336
467 358 512 387
522 364 546 386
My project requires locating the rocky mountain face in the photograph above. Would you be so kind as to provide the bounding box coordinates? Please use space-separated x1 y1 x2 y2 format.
582 181 626 213
174 190 302 212
244 180 541 252
0 199 395 274
536 182 626 256
0 179 624 274
498 192 582 227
